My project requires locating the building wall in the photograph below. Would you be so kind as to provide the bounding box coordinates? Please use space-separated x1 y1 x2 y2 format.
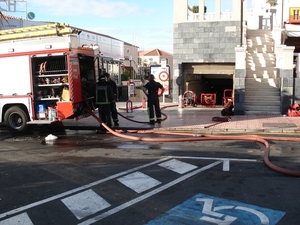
123 44 139 79
140 54 173 72
173 20 241 64
173 20 241 103
173 0 247 103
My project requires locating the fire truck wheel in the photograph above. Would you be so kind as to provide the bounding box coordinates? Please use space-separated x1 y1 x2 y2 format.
4 106 29 134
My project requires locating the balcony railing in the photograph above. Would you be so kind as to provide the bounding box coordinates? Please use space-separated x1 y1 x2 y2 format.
188 12 233 21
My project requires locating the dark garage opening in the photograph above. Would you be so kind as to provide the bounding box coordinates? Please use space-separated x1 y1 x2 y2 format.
200 76 233 105
182 63 234 106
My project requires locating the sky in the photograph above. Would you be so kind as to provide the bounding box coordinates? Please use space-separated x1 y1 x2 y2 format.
1 0 253 54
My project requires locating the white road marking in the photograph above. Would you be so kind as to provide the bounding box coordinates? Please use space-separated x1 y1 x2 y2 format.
0 157 171 220
78 161 222 225
197 198 223 218
170 156 258 162
61 189 111 220
117 172 161 193
235 206 270 225
158 159 198 174
223 160 230 171
200 215 237 225
0 156 258 223
0 212 33 225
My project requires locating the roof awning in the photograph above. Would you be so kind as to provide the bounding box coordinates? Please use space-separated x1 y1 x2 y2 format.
183 63 235 75
284 24 300 37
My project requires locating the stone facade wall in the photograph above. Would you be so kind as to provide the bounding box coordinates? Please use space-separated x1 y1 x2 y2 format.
173 20 241 103
173 21 241 64
234 69 246 115
280 69 294 114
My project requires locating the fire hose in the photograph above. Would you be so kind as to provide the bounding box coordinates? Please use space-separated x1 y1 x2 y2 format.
204 116 231 128
83 102 300 177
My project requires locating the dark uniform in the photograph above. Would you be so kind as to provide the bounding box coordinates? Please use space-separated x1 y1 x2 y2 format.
105 73 119 126
143 75 164 124
95 76 114 128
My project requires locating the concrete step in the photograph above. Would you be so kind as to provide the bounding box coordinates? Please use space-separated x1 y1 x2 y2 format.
247 31 272 38
244 30 279 115
245 95 280 102
247 52 275 58
247 29 272 34
245 78 280 87
246 72 277 79
244 105 280 110
246 68 277 73
247 36 273 40
245 85 280 95
247 46 274 53
247 61 276 67
246 67 277 72
244 100 281 113
247 62 275 67
244 105 280 111
247 59 275 64
245 86 280 92
244 110 281 115
245 97 280 102
247 40 274 46
245 91 280 97
246 39 273 42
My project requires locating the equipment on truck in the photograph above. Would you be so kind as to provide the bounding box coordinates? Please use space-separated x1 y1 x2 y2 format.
0 23 101 134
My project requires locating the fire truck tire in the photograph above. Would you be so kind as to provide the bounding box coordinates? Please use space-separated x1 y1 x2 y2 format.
4 106 29 134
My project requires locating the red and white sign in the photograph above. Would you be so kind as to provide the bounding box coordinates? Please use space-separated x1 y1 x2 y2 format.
150 65 170 96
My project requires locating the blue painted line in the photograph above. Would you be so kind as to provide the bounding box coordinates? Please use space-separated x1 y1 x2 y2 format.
145 193 285 225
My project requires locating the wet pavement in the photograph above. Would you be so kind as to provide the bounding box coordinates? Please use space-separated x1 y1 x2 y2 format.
1 102 300 225
59 102 300 135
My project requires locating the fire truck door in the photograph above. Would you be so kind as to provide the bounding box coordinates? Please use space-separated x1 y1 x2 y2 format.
69 54 82 103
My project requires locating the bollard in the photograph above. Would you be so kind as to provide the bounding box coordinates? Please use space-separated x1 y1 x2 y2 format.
126 100 133 113
178 95 185 108
142 97 146 108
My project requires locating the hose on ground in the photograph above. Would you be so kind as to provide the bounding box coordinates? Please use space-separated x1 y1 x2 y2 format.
83 106 300 177
117 103 177 124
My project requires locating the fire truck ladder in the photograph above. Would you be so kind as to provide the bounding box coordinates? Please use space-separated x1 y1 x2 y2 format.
0 23 78 41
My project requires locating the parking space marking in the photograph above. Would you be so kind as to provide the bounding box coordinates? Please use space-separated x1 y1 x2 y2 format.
61 189 111 220
0 156 259 224
145 193 285 225
0 212 33 225
0 157 171 220
223 159 230 171
78 161 222 225
117 171 161 193
158 159 198 174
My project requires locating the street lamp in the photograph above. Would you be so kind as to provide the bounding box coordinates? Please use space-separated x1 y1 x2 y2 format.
240 0 244 47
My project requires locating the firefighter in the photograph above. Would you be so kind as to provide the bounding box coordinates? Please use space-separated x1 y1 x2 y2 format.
105 73 119 126
95 75 114 129
143 74 165 125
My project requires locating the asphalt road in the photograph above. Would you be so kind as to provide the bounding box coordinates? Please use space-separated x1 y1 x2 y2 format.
0 129 299 225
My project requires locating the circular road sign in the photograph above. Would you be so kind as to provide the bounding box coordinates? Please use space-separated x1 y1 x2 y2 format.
27 12 35 20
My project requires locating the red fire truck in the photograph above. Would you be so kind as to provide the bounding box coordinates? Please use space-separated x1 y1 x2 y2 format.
0 23 101 134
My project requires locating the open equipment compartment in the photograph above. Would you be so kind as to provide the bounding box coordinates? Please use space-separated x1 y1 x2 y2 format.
31 54 69 120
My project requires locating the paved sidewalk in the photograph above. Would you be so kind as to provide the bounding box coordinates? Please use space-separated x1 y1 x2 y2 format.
61 102 300 135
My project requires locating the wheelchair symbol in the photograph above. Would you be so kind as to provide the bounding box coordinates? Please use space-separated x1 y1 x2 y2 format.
197 198 270 225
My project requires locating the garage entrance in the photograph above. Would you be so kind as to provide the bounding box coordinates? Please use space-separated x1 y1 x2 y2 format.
182 63 234 105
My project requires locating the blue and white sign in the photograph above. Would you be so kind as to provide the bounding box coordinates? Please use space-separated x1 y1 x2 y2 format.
27 12 35 20
146 193 285 225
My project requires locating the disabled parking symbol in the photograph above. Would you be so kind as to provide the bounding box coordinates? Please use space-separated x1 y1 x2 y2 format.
146 193 285 225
